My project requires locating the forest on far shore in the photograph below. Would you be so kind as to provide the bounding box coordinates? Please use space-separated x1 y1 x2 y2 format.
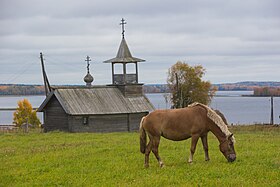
0 84 45 95
1 82 280 96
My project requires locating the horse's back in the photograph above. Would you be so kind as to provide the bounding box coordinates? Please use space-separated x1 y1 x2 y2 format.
143 106 209 140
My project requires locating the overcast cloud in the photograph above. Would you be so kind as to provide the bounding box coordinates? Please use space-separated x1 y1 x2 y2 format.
0 0 279 85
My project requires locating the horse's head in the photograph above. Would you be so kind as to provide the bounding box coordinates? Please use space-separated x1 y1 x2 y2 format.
219 134 236 162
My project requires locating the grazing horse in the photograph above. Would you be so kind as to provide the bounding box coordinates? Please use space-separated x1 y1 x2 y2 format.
139 102 236 167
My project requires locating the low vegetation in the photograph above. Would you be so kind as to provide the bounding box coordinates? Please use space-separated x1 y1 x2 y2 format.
0 125 279 186
13 99 41 128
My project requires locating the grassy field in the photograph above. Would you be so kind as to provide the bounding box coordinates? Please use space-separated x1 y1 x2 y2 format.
0 125 279 186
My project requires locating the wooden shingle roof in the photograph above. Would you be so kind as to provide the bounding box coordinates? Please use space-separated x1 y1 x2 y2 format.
38 86 154 115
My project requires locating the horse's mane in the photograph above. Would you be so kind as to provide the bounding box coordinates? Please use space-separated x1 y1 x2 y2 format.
188 102 235 143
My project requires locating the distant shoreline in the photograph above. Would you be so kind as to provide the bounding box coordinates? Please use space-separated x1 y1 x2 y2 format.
0 94 45 97
2 81 280 96
2 92 279 97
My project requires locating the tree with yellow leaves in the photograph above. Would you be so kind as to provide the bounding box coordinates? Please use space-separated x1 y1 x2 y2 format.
13 99 41 128
167 61 216 108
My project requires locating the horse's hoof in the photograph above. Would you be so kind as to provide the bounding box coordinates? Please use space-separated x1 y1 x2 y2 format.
159 162 164 168
144 164 149 168
188 160 193 164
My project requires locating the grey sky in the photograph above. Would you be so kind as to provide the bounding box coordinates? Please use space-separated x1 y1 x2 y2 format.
0 0 279 85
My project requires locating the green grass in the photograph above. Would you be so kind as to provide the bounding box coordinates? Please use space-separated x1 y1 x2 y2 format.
0 126 280 186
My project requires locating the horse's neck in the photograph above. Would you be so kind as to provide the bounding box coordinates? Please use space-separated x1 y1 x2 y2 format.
208 121 227 143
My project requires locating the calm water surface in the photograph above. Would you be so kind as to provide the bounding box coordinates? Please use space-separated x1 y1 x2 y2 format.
0 91 279 125
146 91 279 125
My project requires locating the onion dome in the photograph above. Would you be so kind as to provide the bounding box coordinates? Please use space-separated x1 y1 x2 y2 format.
84 56 94 86
84 73 94 86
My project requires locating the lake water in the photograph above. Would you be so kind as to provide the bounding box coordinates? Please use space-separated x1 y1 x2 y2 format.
0 91 279 125
143 91 280 125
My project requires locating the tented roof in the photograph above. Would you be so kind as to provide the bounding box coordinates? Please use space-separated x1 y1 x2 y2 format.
104 38 145 63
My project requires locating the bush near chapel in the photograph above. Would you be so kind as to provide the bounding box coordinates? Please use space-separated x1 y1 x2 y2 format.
13 99 41 127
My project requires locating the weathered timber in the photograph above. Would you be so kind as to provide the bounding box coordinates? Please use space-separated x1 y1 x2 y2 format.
38 86 154 132
43 96 68 132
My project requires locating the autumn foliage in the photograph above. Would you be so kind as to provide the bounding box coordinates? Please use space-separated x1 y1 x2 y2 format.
0 84 45 95
13 99 41 127
167 61 215 108
254 87 280 96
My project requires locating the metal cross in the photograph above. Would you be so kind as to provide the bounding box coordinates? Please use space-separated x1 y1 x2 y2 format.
120 18 127 38
85 56 91 73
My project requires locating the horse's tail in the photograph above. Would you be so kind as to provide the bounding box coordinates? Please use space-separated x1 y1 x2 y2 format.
139 116 147 154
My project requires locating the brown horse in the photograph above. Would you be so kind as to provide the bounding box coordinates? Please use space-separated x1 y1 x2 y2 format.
139 102 236 167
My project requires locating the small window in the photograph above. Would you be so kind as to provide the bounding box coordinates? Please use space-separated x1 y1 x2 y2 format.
83 116 89 125
114 63 123 74
126 63 136 74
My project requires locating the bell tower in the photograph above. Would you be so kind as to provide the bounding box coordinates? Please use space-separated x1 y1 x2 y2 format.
104 18 145 97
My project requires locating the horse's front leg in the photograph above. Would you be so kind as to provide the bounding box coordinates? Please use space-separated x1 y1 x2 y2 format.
201 134 210 161
188 135 199 163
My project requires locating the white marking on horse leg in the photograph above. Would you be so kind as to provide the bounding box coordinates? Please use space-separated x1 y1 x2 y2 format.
188 154 193 163
159 161 164 167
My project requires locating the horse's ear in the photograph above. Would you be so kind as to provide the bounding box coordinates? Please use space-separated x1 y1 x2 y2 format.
228 133 233 140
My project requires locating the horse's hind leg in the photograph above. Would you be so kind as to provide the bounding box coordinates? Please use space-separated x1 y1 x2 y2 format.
201 134 210 161
151 136 164 167
188 135 199 163
145 140 152 168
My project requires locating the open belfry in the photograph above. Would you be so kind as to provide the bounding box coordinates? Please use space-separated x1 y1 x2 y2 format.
104 18 145 96
38 19 154 132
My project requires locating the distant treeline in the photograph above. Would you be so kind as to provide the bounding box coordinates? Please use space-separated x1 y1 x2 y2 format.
144 82 280 93
254 87 280 96
143 84 170 93
0 84 171 95
1 82 280 95
213 81 280 91
0 84 45 95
